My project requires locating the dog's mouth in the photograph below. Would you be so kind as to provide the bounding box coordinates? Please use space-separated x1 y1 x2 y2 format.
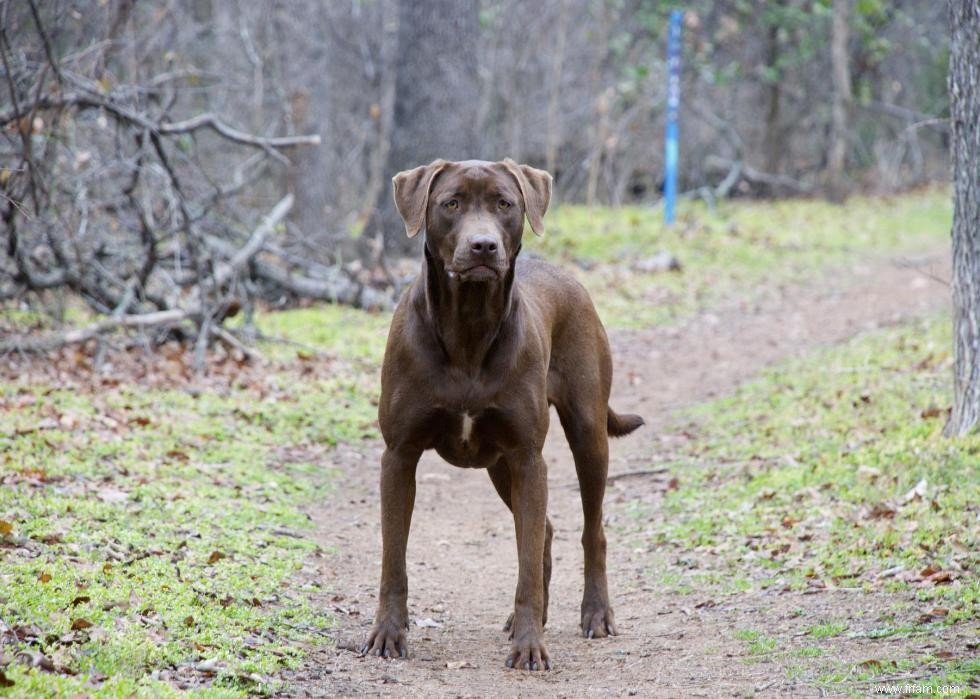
457 264 500 282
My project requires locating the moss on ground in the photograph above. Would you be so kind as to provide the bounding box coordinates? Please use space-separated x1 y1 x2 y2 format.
0 358 377 696
648 315 977 599
624 314 977 696
248 304 390 366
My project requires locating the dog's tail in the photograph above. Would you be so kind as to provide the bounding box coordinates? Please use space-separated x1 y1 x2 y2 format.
607 407 644 437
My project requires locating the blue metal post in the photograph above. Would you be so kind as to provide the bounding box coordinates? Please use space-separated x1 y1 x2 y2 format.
664 9 682 225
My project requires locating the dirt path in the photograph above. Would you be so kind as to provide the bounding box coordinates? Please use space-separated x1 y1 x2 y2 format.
291 248 952 698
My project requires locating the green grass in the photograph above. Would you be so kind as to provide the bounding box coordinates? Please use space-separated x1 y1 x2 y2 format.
626 313 978 697
637 313 978 612
529 188 951 328
807 622 848 639
815 657 978 698
0 357 377 696
248 304 390 365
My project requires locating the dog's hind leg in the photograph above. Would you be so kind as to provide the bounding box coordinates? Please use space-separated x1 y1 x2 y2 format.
487 460 553 632
556 403 618 639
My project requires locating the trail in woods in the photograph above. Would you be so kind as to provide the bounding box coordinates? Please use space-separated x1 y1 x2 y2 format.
291 247 956 698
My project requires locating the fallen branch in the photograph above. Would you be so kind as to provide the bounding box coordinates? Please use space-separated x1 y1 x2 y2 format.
211 193 293 289
705 155 812 194
0 309 189 354
1 197 299 354
203 233 394 310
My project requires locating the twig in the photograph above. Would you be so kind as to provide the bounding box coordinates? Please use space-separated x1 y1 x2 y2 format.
605 467 671 483
0 93 321 154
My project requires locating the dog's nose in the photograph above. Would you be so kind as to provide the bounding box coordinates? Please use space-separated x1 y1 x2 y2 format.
470 235 498 256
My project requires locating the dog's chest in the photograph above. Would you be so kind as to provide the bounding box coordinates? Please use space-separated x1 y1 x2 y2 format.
431 409 508 469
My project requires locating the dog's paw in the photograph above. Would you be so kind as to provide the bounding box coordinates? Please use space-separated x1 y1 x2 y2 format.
503 610 548 637
504 634 551 671
581 602 618 639
361 618 409 659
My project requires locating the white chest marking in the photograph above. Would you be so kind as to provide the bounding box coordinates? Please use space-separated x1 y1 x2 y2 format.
460 413 474 442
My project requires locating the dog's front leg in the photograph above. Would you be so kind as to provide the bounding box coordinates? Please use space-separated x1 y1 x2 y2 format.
363 446 420 658
506 450 552 671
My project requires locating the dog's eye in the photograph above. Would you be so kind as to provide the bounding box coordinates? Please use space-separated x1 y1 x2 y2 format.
498 199 512 210
443 199 459 211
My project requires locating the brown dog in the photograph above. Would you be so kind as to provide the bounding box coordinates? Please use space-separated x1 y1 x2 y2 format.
363 158 643 671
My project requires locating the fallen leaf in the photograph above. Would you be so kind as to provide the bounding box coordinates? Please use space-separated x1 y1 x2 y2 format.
0 670 13 687
414 617 441 628
38 571 52 583
70 619 93 631
69 595 90 607
867 503 897 520
859 659 883 670
446 660 476 669
0 520 12 536
207 551 226 565
183 616 194 627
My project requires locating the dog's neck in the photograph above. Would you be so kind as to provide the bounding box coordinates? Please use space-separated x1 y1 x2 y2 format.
419 242 518 371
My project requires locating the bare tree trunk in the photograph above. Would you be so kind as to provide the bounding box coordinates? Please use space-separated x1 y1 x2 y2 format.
827 0 852 202
366 0 480 256
360 0 398 229
763 21 783 175
945 0 980 437
585 1 610 207
545 0 570 177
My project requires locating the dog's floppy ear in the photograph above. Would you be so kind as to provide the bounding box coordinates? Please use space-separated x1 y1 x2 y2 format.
392 159 448 238
501 158 552 236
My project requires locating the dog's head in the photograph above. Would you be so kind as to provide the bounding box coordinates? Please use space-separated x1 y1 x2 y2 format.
392 159 552 282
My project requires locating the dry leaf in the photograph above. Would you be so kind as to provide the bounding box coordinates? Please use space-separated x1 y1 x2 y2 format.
70 619 93 631
867 503 897 519
207 551 226 565
445 660 475 669
0 520 12 536
38 571 52 583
